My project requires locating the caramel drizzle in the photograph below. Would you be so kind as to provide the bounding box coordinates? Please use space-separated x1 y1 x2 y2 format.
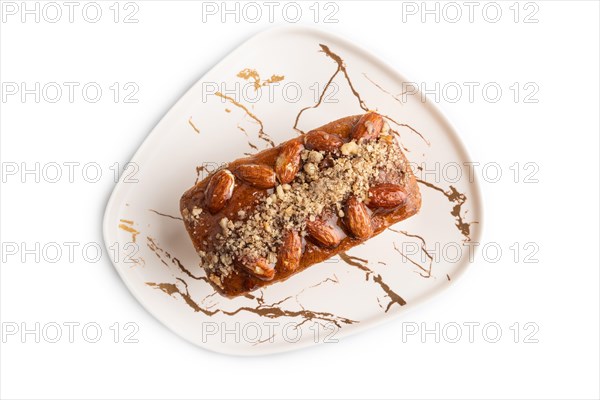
188 117 200 134
319 44 370 111
129 256 145 268
147 236 207 281
148 209 183 221
339 252 407 311
147 277 356 328
361 73 430 146
383 114 430 146
293 43 368 134
293 275 339 306
416 179 475 242
147 279 216 315
252 333 275 346
389 128 411 153
237 123 260 153
360 73 431 145
116 218 144 266
145 237 356 328
392 243 429 277
362 73 407 107
360 74 436 146
220 298 356 328
215 91 275 147
237 68 285 91
293 44 429 148
118 219 139 243
389 227 434 278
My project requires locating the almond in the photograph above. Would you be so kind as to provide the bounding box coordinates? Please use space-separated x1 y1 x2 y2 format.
238 256 275 281
352 112 384 142
234 164 276 189
306 218 341 248
205 169 235 214
304 130 344 152
344 196 373 239
366 183 407 209
275 141 304 184
277 230 302 272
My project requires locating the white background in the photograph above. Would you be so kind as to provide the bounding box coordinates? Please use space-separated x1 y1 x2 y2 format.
1 1 599 399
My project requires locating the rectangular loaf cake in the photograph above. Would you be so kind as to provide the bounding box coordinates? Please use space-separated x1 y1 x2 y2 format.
180 113 421 297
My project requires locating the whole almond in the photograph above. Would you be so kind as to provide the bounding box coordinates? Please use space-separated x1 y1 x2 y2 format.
306 218 341 248
234 164 276 189
205 169 235 214
304 130 344 152
238 256 275 281
277 230 302 272
344 196 373 239
275 140 304 184
366 183 407 209
352 112 384 142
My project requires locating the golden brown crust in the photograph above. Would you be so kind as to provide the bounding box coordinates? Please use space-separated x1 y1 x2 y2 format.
180 114 421 297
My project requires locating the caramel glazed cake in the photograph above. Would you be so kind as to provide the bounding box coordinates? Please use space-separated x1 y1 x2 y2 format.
180 113 422 297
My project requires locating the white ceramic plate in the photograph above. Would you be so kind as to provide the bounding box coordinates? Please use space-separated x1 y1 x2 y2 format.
103 26 482 355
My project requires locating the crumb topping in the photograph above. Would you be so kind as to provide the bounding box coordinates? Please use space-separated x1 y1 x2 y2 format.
191 135 406 277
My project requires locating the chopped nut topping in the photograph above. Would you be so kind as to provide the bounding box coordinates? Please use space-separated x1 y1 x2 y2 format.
340 140 359 156
303 162 318 176
196 137 407 275
308 150 324 164
208 274 224 289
